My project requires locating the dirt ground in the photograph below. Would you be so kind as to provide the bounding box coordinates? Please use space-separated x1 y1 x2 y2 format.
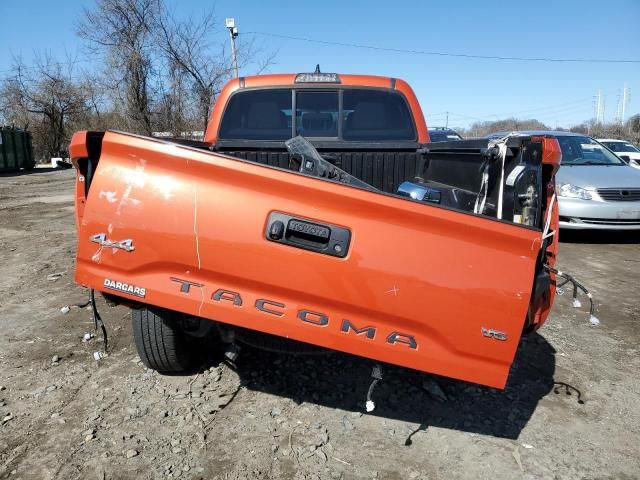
1 168 639 480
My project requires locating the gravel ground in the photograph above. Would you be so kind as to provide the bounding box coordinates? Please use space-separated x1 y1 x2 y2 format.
1 168 639 480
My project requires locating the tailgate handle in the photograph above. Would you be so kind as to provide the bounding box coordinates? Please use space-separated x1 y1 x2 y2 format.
266 212 351 258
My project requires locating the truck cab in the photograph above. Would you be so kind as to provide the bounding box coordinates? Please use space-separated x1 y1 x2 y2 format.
205 72 428 194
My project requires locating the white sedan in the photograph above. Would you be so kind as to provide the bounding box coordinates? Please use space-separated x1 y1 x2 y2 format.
597 138 640 169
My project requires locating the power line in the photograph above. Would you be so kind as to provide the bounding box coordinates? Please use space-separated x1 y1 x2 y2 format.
486 102 594 121
529 105 594 121
427 103 595 127
490 97 593 118
427 98 595 124
441 112 490 122
247 31 640 64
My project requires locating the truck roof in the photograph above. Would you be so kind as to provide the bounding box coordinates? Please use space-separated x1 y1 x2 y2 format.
235 73 399 89
204 73 428 144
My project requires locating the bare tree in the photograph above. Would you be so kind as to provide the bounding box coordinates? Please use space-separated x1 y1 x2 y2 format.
566 117 640 143
466 116 640 145
627 115 640 144
153 1 276 132
3 0 277 149
77 0 156 135
154 61 190 135
461 118 550 138
0 55 90 159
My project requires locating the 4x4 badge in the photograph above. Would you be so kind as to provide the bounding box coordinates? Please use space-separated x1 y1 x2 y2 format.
90 233 135 252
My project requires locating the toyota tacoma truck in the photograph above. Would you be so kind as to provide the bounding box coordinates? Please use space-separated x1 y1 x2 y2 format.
69 71 561 389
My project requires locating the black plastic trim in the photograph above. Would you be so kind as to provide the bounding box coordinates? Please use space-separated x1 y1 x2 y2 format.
266 211 351 258
84 131 106 195
214 139 420 151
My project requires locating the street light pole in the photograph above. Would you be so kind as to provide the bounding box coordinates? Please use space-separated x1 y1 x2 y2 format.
225 18 239 78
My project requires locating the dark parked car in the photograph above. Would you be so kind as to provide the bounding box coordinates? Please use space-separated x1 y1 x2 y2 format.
428 127 463 142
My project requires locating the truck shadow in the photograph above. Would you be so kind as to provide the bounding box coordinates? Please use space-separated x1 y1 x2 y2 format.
226 332 557 440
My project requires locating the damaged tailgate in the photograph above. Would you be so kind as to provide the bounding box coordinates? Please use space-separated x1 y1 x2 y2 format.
71 131 552 388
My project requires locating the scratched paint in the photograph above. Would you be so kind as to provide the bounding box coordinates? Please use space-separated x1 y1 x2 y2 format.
386 286 400 296
91 245 104 263
99 191 118 203
115 160 147 216
151 175 179 200
197 284 204 316
193 185 201 270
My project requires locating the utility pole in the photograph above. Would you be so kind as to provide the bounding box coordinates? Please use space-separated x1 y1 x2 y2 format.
225 18 239 78
595 89 603 124
621 83 630 125
445 112 449 128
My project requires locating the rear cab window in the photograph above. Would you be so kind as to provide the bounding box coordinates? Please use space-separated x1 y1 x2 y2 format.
296 91 339 137
219 89 292 140
342 90 415 140
218 88 415 141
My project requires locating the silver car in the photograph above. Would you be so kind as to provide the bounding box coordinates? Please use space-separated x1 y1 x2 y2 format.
490 131 640 230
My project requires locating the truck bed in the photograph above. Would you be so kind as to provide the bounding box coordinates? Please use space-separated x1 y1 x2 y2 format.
219 148 420 194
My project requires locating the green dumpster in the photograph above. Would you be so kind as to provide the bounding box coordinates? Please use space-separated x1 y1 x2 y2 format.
0 127 35 172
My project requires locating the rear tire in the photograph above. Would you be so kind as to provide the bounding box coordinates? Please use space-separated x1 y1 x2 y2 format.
132 307 199 373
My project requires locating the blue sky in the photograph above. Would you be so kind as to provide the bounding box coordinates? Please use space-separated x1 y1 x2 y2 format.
1 0 639 129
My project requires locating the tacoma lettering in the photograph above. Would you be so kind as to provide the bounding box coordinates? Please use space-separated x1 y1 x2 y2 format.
255 299 285 317
386 332 418 349
341 319 376 340
170 277 204 294
171 277 418 350
212 289 243 306
298 309 329 326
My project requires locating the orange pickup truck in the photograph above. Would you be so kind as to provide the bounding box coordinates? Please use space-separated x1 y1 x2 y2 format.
69 71 561 389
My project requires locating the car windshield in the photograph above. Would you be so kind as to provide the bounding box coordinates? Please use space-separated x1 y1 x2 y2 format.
603 141 640 153
557 136 625 166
